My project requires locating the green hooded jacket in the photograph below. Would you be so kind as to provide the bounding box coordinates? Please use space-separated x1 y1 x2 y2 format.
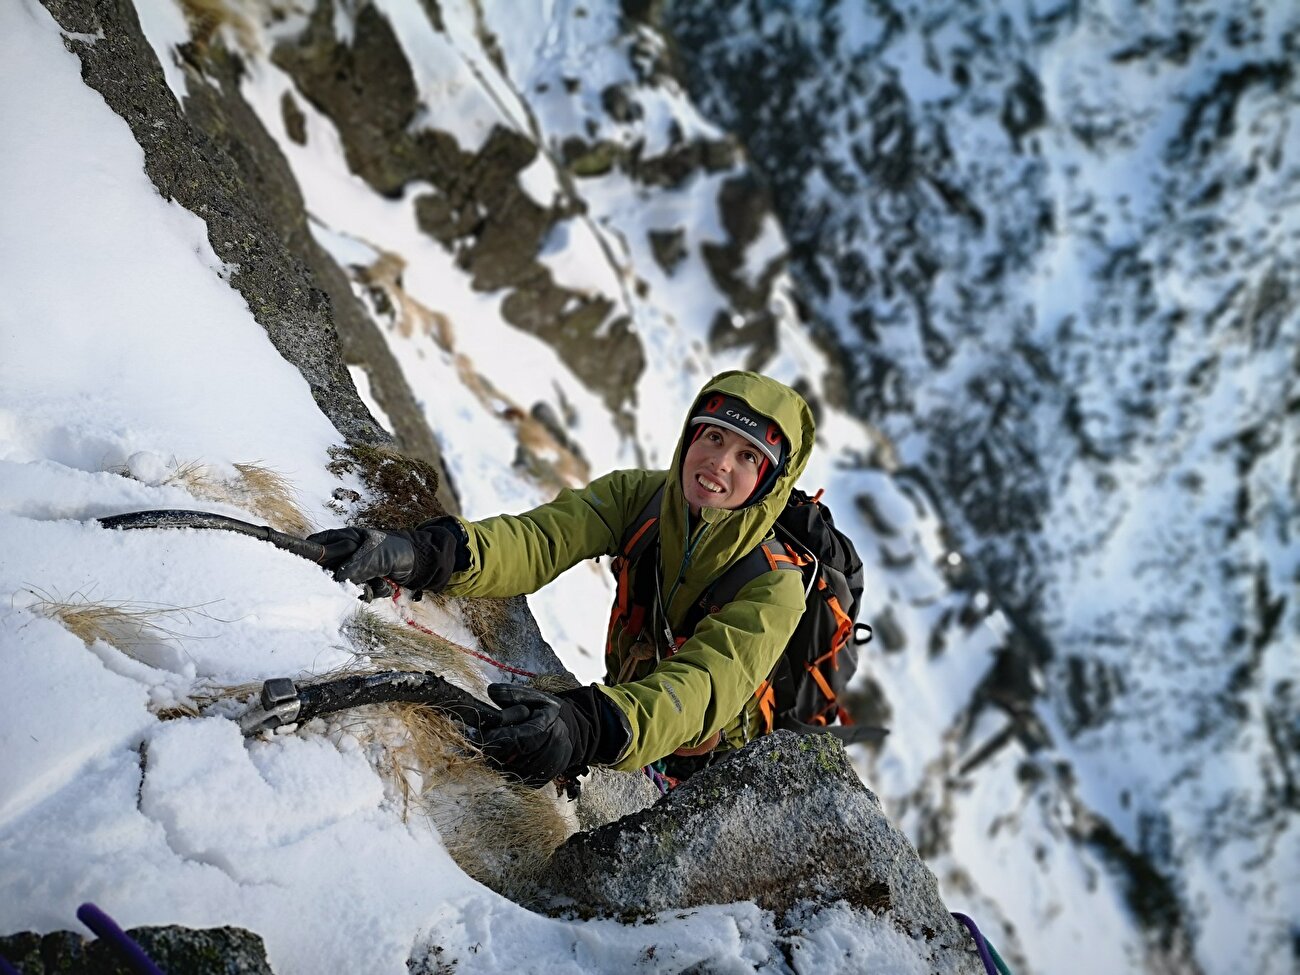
441 371 816 770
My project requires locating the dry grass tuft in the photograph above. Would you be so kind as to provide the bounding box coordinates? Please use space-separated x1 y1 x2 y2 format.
155 703 204 721
422 767 576 896
343 609 487 695
326 443 447 529
339 704 484 816
229 462 313 536
331 697 576 895
162 459 216 497
113 456 313 536
27 588 212 660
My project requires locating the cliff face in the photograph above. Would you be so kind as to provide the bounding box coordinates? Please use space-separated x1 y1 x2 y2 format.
667 3 1298 971
8 0 1295 972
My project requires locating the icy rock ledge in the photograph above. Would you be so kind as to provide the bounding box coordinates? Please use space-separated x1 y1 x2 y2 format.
0 924 274 974
535 730 982 973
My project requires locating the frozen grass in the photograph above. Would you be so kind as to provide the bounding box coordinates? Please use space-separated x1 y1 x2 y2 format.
28 587 215 658
113 457 314 536
331 699 575 896
342 608 488 695
162 459 215 494
228 462 314 537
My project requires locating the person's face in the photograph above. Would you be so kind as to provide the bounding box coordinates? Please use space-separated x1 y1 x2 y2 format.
681 424 764 516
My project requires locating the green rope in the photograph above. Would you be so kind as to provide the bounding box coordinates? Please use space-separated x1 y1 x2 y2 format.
988 937 1013 975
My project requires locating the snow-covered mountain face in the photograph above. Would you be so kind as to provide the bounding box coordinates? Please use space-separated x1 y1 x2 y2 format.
2 0 1295 972
667 1 1299 970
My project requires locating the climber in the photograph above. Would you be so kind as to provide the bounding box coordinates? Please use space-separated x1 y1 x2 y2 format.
308 371 815 788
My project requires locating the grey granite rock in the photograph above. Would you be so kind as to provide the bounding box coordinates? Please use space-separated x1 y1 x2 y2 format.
537 731 980 971
0 925 274 974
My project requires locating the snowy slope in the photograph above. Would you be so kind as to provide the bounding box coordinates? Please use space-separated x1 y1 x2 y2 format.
668 2 1299 972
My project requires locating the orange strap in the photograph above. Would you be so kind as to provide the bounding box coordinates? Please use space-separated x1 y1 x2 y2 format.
754 680 776 733
761 541 809 572
806 662 837 703
623 516 658 557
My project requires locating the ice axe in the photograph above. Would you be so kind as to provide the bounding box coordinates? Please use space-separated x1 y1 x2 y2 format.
238 671 503 737
97 509 399 598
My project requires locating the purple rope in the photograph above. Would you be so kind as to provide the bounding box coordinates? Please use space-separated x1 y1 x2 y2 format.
643 765 671 795
952 912 999 975
77 903 166 975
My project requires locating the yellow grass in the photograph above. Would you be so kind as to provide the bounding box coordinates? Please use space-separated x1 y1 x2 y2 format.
113 457 313 536
343 608 488 695
161 459 215 496
27 588 212 658
229 462 314 536
421 767 576 895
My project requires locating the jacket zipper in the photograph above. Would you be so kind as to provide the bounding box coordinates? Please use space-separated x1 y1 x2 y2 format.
661 505 710 648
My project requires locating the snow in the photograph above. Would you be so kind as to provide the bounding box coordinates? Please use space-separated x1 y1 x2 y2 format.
347 365 395 436
133 0 190 108
536 216 626 303
370 0 511 154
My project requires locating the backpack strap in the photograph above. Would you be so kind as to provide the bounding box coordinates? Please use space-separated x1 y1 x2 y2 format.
618 483 666 563
606 484 666 650
680 536 805 734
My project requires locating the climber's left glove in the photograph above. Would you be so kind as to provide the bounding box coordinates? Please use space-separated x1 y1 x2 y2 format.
478 684 630 788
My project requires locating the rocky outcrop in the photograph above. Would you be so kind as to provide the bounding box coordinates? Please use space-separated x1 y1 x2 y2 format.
0 924 274 974
271 0 644 414
537 731 981 973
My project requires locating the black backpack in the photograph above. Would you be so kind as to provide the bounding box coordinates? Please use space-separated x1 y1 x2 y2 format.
609 486 878 745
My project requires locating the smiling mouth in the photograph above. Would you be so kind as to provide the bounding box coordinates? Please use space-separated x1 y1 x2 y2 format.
695 473 726 495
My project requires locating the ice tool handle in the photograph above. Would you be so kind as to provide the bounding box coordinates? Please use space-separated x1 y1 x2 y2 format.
97 509 327 562
239 671 504 736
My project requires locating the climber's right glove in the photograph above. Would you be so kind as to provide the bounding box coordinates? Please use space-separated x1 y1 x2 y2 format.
307 520 467 595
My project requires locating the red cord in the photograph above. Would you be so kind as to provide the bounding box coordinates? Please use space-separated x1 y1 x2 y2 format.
387 582 539 678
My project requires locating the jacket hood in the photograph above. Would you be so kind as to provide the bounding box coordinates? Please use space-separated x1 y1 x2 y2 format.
657 371 816 621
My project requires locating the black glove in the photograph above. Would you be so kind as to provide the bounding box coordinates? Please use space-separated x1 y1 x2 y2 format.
309 527 369 569
307 524 463 594
478 684 629 788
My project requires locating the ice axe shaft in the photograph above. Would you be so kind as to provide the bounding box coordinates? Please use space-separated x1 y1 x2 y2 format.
98 509 327 563
239 671 501 736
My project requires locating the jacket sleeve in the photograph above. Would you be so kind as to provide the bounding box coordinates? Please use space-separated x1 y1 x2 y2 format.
596 566 807 771
439 469 652 599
